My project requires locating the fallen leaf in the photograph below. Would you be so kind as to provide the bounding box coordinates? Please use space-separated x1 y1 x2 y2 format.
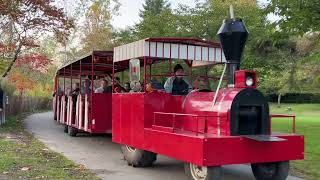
21 167 30 171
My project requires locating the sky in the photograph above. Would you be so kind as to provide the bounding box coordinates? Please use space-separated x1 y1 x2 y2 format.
111 0 272 29
111 0 205 29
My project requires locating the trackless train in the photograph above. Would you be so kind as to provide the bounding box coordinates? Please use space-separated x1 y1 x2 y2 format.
53 9 304 180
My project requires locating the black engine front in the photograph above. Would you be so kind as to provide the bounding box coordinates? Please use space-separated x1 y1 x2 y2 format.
230 88 270 136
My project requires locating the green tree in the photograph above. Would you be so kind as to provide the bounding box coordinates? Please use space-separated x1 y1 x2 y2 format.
135 0 175 38
266 0 320 35
140 0 170 18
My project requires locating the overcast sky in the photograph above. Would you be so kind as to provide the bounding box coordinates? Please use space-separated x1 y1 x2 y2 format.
111 0 271 29
111 0 205 29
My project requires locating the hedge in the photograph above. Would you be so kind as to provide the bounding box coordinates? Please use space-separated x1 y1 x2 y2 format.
266 93 320 103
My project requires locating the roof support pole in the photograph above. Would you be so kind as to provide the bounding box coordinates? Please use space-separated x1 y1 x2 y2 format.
169 43 172 75
80 59 82 95
63 68 66 94
70 64 73 93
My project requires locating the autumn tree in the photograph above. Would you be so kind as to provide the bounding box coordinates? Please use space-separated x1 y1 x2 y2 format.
0 0 74 77
78 0 119 54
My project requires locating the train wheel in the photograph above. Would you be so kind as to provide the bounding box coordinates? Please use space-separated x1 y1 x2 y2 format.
184 163 222 180
251 161 289 180
68 126 78 137
121 145 157 167
64 125 68 133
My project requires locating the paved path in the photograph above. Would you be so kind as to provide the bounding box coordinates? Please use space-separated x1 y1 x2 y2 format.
25 112 303 180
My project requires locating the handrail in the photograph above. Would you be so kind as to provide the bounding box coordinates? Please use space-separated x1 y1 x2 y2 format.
153 112 218 135
212 63 227 107
270 114 296 134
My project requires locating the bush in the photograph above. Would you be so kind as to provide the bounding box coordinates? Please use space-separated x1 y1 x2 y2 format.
266 93 320 103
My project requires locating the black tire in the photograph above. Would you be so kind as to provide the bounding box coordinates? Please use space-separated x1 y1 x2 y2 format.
121 145 157 167
251 161 289 180
184 163 222 180
68 126 78 137
64 125 68 133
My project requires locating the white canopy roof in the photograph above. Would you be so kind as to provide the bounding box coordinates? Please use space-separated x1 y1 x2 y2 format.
113 38 226 63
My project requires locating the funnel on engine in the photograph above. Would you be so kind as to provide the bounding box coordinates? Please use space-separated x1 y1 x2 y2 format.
217 5 248 85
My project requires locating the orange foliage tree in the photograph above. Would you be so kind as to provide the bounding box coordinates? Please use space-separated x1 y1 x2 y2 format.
8 72 36 96
0 0 74 77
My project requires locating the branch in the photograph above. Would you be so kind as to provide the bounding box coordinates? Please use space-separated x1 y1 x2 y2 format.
2 43 22 77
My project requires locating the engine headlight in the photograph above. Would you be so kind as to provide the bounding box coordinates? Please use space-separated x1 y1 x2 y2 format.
246 76 254 86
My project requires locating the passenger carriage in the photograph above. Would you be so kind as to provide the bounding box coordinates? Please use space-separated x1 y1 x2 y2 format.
52 13 304 180
53 51 120 135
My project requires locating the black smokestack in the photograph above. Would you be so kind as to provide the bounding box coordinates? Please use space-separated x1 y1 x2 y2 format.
217 5 248 85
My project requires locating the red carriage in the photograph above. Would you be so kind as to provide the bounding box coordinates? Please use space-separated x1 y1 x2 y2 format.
53 14 304 180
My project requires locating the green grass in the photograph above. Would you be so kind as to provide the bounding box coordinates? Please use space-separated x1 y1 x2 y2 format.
270 103 320 180
0 114 100 180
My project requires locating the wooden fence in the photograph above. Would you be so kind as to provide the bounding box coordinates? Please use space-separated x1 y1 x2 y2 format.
0 95 51 125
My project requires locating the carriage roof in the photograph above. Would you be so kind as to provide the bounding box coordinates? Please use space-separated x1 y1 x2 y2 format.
113 37 227 63
56 51 126 76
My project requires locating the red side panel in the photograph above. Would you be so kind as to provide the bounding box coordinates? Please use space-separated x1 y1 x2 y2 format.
112 93 145 149
53 95 57 120
112 94 121 142
144 128 304 166
91 93 112 133
144 92 185 128
112 92 186 149
203 134 304 166
144 129 204 165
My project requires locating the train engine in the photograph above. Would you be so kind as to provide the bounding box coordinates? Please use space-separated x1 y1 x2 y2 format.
112 7 304 180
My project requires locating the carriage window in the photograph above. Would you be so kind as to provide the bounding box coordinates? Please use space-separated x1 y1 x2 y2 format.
149 60 191 90
57 77 64 95
192 65 227 91
62 78 72 95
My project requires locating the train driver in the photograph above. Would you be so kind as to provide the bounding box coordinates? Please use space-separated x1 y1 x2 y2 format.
164 64 192 95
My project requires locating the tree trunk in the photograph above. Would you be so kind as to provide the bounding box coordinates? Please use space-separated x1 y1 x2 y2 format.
2 43 22 77
277 93 282 107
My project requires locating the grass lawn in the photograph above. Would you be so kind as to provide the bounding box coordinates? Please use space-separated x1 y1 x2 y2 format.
270 103 320 180
0 114 99 180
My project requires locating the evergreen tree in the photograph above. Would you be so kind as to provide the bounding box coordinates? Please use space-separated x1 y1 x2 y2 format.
136 0 175 38
139 0 171 18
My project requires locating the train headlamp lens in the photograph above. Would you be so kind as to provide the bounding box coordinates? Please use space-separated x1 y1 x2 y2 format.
246 76 254 86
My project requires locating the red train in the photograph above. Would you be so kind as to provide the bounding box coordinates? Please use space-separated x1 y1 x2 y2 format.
53 14 304 180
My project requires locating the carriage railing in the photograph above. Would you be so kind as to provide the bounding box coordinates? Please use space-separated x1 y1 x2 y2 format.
153 112 218 136
270 114 296 134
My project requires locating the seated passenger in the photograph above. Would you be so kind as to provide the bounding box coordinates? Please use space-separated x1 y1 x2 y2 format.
130 81 142 92
113 77 125 93
164 64 192 95
124 82 131 92
95 79 112 93
65 88 71 96
146 83 154 93
70 83 80 96
81 79 92 94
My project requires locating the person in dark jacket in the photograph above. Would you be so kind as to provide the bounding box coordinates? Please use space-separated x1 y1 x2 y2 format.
164 64 192 95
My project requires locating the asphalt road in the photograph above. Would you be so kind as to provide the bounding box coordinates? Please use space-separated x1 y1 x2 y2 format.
25 112 303 180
